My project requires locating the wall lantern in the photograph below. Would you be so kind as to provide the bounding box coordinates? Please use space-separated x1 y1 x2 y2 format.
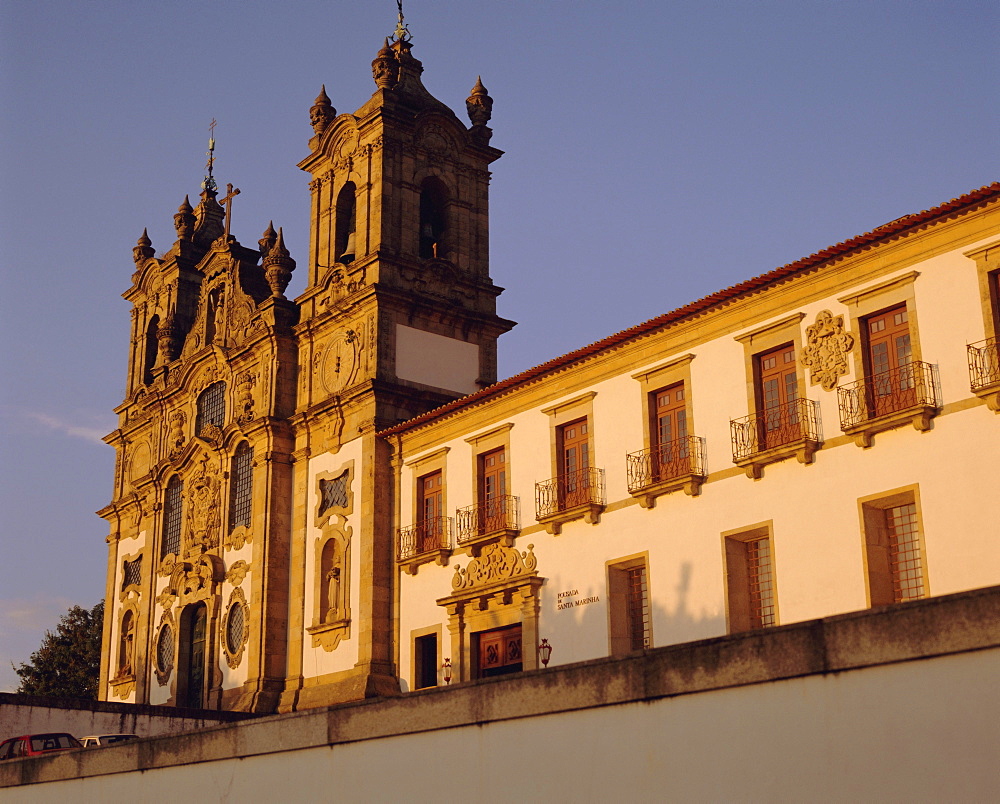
442 657 453 685
538 639 553 667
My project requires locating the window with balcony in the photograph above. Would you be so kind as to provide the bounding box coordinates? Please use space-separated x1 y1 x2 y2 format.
608 555 651 656
456 446 519 554
731 342 819 478
967 248 1000 410
397 468 452 572
837 304 936 445
536 416 605 533
724 523 778 633
860 487 928 606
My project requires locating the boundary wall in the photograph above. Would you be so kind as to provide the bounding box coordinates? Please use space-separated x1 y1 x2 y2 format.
3 586 999 801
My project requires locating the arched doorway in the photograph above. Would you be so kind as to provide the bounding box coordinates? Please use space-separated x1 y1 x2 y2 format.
179 602 207 708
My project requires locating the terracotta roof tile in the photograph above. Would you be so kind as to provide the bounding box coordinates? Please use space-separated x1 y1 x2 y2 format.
380 182 1000 436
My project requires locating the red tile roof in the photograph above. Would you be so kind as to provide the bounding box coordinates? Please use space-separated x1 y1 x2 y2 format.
380 182 1000 436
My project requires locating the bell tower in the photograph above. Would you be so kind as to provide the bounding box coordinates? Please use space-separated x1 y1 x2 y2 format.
281 19 515 709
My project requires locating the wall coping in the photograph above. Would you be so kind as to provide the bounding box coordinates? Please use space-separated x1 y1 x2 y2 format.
3 584 999 788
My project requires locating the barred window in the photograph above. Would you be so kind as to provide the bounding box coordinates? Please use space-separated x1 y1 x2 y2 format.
608 557 652 656
122 556 143 591
162 477 183 557
156 623 174 675
228 442 254 531
226 602 246 655
196 382 226 435
862 489 927 607
319 470 349 515
724 524 778 633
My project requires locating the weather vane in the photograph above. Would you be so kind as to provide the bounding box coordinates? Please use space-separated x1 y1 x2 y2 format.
391 0 411 42
202 118 218 193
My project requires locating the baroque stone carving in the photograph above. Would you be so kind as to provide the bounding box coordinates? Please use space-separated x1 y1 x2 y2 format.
452 543 537 592
185 458 221 555
225 560 249 586
167 410 186 457
309 85 336 135
167 553 225 604
801 310 855 391
235 371 257 423
465 76 493 127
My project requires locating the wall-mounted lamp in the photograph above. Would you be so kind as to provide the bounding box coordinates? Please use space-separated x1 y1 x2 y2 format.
442 657 453 685
538 638 553 667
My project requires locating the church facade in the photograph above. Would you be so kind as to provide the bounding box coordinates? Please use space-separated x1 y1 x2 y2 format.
97 32 1000 712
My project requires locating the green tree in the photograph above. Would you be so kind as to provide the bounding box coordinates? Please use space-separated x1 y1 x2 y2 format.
14 600 104 699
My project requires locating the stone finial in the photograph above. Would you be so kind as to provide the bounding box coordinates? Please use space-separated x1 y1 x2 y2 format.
133 228 155 265
174 196 195 240
156 312 181 363
259 221 277 258
263 227 296 298
309 85 336 135
372 39 399 89
466 76 493 127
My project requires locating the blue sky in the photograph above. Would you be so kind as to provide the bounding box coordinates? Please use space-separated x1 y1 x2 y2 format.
1 0 996 691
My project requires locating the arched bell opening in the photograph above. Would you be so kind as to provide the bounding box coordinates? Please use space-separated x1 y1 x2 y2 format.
142 315 159 385
335 182 357 264
419 177 449 259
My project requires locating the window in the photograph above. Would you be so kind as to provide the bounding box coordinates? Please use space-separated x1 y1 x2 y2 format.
608 555 651 656
336 182 357 263
651 383 689 481
418 470 445 551
864 305 915 416
228 442 253 531
475 624 522 678
162 476 183 558
196 381 226 435
121 556 142 591
419 178 448 259
756 344 800 450
473 446 515 535
414 633 439 689
558 418 590 509
142 315 159 385
860 487 928 606
724 523 778 632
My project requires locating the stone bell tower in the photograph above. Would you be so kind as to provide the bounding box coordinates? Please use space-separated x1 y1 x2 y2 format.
280 22 515 709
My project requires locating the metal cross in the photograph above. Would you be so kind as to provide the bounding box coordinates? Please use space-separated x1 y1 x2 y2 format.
219 182 241 239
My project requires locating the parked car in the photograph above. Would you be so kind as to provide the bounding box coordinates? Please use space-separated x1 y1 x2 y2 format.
0 733 82 760
80 734 139 747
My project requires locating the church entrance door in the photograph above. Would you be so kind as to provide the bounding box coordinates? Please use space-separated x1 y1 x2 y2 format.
180 603 207 708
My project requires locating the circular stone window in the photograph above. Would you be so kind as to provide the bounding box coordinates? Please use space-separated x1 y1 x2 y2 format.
156 623 174 675
225 602 246 656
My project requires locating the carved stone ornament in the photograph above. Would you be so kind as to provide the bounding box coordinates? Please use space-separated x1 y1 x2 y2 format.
167 410 186 457
801 310 855 391
452 543 537 592
465 76 493 127
184 458 221 555
168 553 225 604
372 39 399 89
235 371 257 423
225 560 249 587
309 85 336 135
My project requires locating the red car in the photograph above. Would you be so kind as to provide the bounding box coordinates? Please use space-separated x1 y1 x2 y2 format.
0 733 82 760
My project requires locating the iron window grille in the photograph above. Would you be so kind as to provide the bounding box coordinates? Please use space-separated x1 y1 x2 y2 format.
226 603 246 655
535 467 606 519
121 557 142 591
228 443 254 531
837 361 935 429
887 503 925 602
397 516 453 561
626 565 651 650
156 624 174 674
196 381 226 435
747 538 777 628
626 435 706 492
455 495 520 545
968 337 1000 391
161 477 183 557
318 471 349 515
730 398 819 462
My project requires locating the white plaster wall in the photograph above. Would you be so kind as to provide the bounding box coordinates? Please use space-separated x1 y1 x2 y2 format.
394 239 1000 673
13 647 1000 802
301 440 364 679
395 324 480 395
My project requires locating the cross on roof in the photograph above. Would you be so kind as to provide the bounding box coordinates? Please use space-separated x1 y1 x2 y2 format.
219 182 241 240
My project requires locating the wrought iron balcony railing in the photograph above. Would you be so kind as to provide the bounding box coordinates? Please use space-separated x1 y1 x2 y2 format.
730 398 820 462
626 436 706 493
535 467 606 520
397 516 453 562
837 361 936 429
455 495 520 546
968 337 1000 391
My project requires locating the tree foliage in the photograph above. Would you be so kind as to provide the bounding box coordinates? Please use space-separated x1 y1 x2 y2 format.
14 601 104 699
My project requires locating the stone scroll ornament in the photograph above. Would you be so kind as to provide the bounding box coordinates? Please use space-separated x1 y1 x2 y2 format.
452 543 537 591
801 310 854 391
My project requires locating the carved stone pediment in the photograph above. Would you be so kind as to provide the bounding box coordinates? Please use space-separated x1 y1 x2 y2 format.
167 553 225 604
451 543 537 592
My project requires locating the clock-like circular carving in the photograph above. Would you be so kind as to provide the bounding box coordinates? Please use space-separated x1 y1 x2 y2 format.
322 332 358 394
